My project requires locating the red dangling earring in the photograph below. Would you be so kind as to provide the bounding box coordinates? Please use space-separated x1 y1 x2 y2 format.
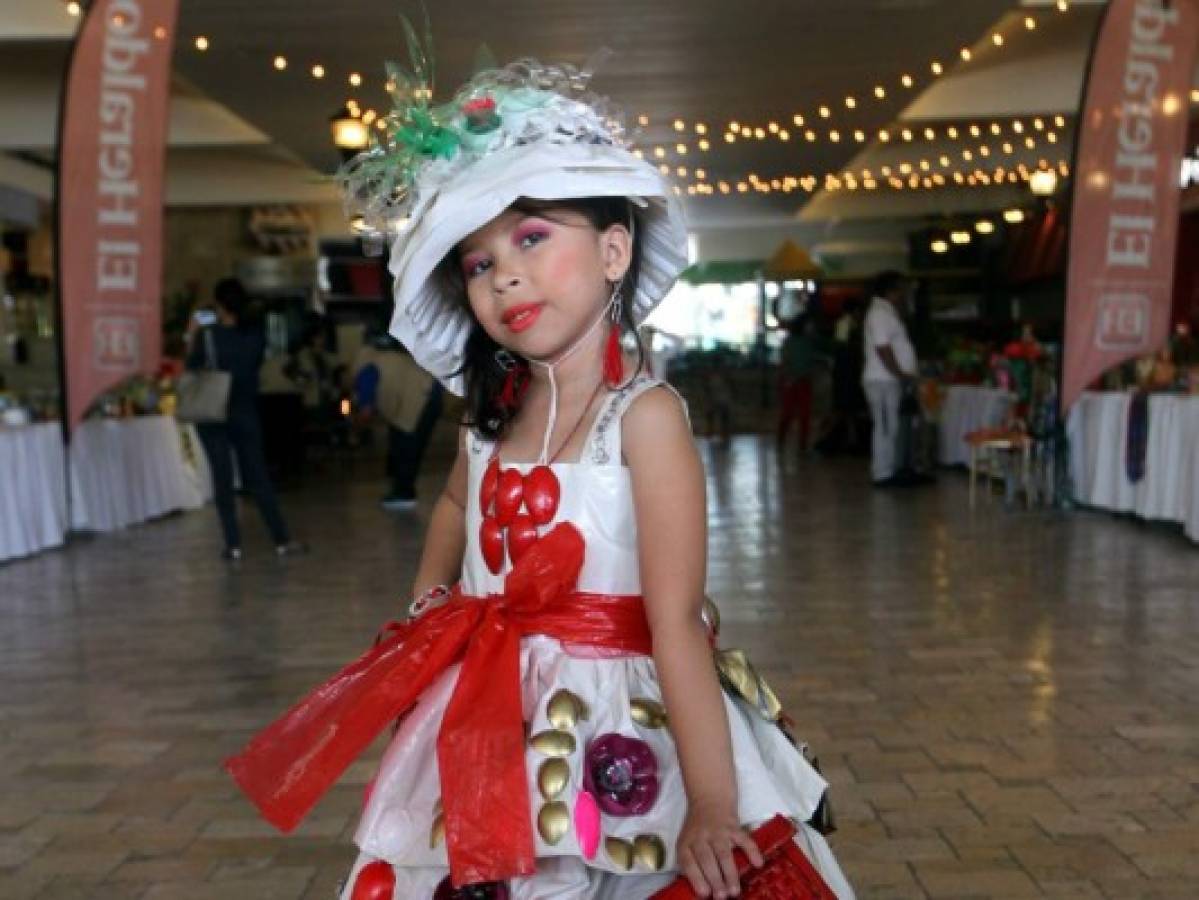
603 285 624 387
603 324 624 387
496 350 529 412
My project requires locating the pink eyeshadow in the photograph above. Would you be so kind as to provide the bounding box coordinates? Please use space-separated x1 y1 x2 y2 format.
460 252 486 275
513 221 550 244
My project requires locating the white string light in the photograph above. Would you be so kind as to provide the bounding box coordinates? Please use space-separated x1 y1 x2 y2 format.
178 2 1083 206
682 147 1070 198
181 1 1074 145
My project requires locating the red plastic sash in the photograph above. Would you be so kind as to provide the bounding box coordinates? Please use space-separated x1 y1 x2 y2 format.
224 523 652 886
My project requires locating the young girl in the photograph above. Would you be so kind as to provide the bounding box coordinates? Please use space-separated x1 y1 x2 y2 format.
226 50 854 900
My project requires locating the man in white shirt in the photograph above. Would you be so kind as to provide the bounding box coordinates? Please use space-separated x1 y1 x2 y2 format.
862 271 918 484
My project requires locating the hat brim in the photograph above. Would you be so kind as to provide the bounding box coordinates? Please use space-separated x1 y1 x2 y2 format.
387 143 688 396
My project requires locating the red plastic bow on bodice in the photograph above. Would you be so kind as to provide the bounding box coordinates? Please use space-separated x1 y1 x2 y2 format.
224 523 653 887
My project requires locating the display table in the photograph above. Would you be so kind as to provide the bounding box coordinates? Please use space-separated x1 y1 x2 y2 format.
937 385 1016 466
70 416 212 532
1 417 212 563
0 423 70 562
1068 392 1199 544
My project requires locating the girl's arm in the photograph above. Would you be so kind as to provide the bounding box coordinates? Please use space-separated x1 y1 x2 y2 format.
624 389 763 899
410 426 470 601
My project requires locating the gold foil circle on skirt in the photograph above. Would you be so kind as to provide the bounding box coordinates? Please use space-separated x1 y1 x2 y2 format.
429 811 445 848
530 729 578 757
716 648 783 721
537 801 570 845
546 688 587 730
605 836 634 871
537 757 571 800
633 834 667 871
630 697 669 729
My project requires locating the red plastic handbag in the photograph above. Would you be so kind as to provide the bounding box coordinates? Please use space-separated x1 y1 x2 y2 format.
650 816 838 900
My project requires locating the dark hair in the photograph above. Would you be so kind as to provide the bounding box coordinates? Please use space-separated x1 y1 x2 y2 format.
213 277 250 321
442 196 646 440
870 270 906 300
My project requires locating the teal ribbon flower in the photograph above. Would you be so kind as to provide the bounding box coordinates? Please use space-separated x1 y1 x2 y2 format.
395 107 461 161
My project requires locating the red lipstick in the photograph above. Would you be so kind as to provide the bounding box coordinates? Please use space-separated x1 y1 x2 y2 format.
501 302 544 333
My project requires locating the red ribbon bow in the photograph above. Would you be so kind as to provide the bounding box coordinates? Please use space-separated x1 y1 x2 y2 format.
225 523 653 886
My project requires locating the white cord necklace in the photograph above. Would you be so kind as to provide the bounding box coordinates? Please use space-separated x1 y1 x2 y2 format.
527 290 618 465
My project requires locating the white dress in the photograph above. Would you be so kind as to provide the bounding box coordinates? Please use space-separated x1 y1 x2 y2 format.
341 377 855 899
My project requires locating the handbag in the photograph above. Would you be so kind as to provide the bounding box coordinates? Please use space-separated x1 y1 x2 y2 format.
651 816 839 900
176 328 231 423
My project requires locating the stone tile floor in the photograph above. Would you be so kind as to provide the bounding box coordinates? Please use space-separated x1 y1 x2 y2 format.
1 437 1197 899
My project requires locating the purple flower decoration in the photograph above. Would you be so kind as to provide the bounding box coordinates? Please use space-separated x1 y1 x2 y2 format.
433 878 509 900
583 733 660 816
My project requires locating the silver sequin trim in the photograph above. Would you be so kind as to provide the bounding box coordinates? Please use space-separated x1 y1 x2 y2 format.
589 377 652 464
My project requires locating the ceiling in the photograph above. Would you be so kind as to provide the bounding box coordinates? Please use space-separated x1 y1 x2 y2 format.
166 0 1021 225
4 0 1180 243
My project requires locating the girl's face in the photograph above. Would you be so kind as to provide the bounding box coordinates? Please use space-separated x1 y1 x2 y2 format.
457 207 631 361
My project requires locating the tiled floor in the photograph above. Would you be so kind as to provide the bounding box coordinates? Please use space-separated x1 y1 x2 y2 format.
2 437 1197 899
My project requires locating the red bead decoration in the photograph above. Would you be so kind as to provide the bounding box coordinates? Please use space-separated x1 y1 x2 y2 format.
523 465 561 526
506 514 538 564
494 467 524 526
479 460 562 574
350 860 396 900
479 457 499 516
480 516 505 575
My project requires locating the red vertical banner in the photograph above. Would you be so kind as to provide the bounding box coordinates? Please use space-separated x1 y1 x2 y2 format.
58 0 179 430
1062 0 1199 412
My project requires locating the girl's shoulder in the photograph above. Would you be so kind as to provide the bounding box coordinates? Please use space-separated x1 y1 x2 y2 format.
622 379 688 426
620 378 692 459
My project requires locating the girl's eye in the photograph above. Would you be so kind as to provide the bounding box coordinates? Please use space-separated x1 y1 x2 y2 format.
517 229 548 249
463 257 490 278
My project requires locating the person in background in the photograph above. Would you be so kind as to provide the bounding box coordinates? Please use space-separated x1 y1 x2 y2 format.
861 270 918 486
286 318 338 438
258 347 307 486
354 332 444 510
186 278 305 560
777 314 827 455
820 299 866 455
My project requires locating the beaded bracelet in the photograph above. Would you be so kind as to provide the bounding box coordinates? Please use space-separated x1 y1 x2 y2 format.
408 584 451 619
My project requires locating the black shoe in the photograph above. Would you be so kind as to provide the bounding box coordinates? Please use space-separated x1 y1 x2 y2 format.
221 547 243 562
892 468 935 487
275 541 308 558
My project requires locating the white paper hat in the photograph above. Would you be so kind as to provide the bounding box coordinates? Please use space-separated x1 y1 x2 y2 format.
340 56 688 395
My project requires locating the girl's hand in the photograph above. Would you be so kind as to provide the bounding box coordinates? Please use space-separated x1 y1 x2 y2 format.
407 584 451 620
677 799 764 898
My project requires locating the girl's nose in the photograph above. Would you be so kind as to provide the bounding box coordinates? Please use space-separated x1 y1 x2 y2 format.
492 270 522 294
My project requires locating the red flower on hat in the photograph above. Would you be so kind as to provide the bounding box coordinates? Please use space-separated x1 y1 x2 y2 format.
462 96 501 135
462 97 497 116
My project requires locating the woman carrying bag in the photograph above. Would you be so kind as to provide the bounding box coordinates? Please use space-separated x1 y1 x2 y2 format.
184 278 304 562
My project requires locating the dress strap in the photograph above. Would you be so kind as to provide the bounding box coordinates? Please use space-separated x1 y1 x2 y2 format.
583 375 684 466
466 427 496 462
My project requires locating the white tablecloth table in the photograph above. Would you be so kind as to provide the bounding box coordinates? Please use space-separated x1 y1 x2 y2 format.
1067 392 1199 544
937 385 1016 466
0 423 69 562
1 417 212 562
70 416 212 532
